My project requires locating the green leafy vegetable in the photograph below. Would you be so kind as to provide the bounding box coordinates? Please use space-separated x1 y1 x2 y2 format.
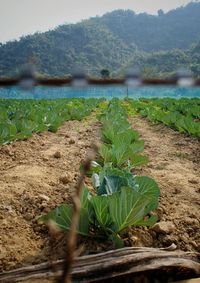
39 98 160 247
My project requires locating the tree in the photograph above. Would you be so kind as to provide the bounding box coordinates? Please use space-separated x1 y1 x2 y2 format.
158 9 164 16
100 69 110 78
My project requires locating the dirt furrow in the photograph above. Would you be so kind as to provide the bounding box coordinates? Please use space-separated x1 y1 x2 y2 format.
1 111 200 276
130 115 200 252
0 115 100 271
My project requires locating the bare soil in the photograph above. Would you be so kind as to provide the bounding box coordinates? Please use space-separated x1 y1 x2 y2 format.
0 115 100 272
0 114 200 278
128 116 200 252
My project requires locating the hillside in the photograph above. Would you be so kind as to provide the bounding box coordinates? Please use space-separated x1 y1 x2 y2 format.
0 22 134 77
122 40 200 78
0 2 200 78
99 2 200 51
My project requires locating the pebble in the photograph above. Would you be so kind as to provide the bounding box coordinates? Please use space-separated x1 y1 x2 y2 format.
77 141 85 147
162 235 177 246
3 147 12 156
24 213 33 221
130 236 138 244
39 194 50 202
184 244 191 251
53 151 61 158
175 141 187 146
188 179 198 184
174 187 181 194
197 244 200 252
2 205 13 213
152 221 176 234
59 175 69 184
156 207 164 220
69 138 75 145
189 240 198 249
40 201 48 209
49 181 56 186
179 235 188 243
185 217 199 225
33 226 41 233
43 207 50 213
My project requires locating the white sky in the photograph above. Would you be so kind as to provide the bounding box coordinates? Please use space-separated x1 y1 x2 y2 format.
0 0 196 43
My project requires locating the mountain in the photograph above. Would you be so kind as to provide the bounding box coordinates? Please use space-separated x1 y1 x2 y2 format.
98 2 200 51
0 22 134 77
0 2 200 78
189 40 200 75
122 39 200 78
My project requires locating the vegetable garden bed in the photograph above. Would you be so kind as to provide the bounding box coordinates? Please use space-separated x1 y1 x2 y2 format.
0 98 199 282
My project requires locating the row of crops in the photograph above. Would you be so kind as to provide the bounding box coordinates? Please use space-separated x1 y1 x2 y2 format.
0 98 103 144
1 97 199 144
39 99 160 247
1 97 199 246
128 98 200 138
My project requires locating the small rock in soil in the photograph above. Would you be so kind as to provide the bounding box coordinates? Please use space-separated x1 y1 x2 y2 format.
69 138 75 145
162 235 177 246
184 244 191 251
174 187 181 194
39 194 50 202
156 207 164 220
59 175 69 184
185 217 199 225
49 181 57 186
152 221 176 234
24 213 33 221
189 240 198 249
53 151 61 158
2 205 13 213
130 236 138 244
175 141 187 146
77 141 86 148
188 179 198 184
197 244 200 252
179 235 189 243
40 201 48 209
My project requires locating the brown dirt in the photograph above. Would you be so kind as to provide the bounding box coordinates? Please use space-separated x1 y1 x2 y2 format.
0 113 200 282
0 114 100 272
128 116 200 252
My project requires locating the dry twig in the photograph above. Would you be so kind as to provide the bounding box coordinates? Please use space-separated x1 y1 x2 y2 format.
56 149 95 283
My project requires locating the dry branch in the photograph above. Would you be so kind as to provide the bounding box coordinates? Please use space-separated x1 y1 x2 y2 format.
56 154 93 283
0 247 199 283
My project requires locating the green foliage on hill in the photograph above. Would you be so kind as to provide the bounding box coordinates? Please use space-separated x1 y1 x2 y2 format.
0 22 133 77
99 2 200 51
123 40 200 78
0 2 200 78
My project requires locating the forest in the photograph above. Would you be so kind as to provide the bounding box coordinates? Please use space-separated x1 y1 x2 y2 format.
0 1 200 77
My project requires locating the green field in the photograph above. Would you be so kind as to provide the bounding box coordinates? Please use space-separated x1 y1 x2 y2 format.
0 98 102 144
128 98 200 138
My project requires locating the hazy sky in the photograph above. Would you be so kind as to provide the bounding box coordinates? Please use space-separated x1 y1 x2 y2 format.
0 0 196 43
